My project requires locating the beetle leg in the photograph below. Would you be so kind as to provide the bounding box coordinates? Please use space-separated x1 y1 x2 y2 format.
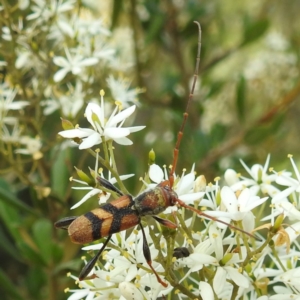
96 176 123 196
139 223 168 287
152 216 177 229
79 235 112 280
54 216 77 230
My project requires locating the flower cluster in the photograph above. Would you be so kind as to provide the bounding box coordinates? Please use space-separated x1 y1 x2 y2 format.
0 0 140 163
59 90 145 149
58 93 300 299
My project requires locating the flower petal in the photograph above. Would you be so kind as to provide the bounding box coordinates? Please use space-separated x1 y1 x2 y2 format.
79 132 101 149
149 164 164 183
105 127 130 139
225 266 250 288
54 68 69 82
177 172 195 195
119 282 144 300
85 102 104 128
179 192 205 203
113 137 133 145
126 125 146 133
71 188 101 209
224 169 239 186
59 128 94 138
79 57 99 66
199 281 214 300
221 186 238 212
107 105 136 127
53 56 68 67
68 289 90 300
213 267 226 296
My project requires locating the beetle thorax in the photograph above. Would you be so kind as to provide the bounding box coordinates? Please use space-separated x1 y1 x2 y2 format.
134 184 178 216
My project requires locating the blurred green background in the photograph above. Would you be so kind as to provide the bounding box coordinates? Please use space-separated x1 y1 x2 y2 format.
0 0 299 299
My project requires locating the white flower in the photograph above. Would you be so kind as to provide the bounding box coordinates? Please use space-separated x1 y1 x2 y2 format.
271 286 300 299
27 0 75 23
228 155 278 197
208 224 250 297
275 155 300 193
59 92 145 149
15 136 43 160
199 178 232 229
1 123 21 143
204 185 268 232
274 267 300 291
76 18 111 37
0 84 29 123
41 81 84 117
263 155 300 222
279 156 300 200
53 47 98 82
66 273 121 300
224 168 240 186
107 75 143 108
119 282 144 300
77 228 166 299
265 31 289 51
18 0 30 10
2 18 24 41
222 186 268 231
222 186 268 217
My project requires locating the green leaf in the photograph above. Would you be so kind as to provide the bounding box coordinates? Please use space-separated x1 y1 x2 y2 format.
51 147 71 199
0 268 23 300
25 266 46 298
52 242 64 264
236 75 247 122
0 199 22 241
210 123 227 147
17 240 46 266
32 219 53 265
145 14 164 44
241 19 269 46
245 125 270 144
205 80 225 99
0 180 39 217
0 227 22 262
245 111 285 144
111 0 123 29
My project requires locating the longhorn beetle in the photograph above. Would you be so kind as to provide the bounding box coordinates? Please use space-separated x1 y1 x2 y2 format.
55 21 255 287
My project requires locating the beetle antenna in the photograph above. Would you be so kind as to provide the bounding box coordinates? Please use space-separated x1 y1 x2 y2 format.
176 198 259 240
169 21 201 188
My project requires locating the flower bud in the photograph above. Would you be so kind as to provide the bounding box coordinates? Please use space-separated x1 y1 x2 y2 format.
244 263 252 274
220 253 233 266
257 167 263 184
194 175 206 192
148 149 155 165
273 213 284 232
61 118 74 130
224 169 239 186
75 167 93 185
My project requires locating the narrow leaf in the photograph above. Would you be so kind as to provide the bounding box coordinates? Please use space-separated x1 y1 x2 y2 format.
236 75 247 122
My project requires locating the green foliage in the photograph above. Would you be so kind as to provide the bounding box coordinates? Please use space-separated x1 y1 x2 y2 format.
236 74 247 122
